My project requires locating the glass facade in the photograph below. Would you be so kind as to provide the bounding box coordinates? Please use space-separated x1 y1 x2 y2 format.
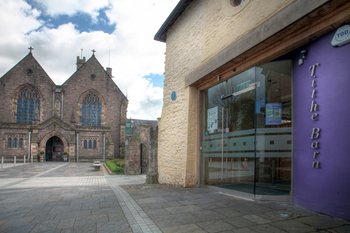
201 60 293 197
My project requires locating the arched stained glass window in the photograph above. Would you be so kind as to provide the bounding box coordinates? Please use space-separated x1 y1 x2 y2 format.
81 93 102 126
92 104 97 126
19 138 23 148
84 140 87 149
97 103 102 126
8 138 12 148
87 103 91 126
16 87 40 123
93 140 97 149
13 138 18 148
29 99 34 123
23 99 28 123
88 140 92 149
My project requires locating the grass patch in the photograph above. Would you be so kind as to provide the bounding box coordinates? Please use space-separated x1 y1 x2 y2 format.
106 161 124 173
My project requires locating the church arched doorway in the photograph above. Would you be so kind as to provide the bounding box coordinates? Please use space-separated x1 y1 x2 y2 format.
45 136 64 161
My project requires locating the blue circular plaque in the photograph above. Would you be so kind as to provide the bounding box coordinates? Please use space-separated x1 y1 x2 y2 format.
171 91 176 101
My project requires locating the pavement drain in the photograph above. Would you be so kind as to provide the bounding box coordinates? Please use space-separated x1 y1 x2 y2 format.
274 212 292 217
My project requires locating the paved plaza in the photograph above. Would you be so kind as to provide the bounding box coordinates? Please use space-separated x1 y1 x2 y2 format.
0 163 349 233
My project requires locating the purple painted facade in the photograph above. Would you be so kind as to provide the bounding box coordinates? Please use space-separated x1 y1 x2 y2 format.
291 29 350 220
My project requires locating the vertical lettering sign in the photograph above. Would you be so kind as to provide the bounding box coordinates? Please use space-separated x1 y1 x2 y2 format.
309 63 321 168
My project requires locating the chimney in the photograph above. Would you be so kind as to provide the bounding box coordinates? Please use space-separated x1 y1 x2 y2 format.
106 67 112 77
76 56 86 70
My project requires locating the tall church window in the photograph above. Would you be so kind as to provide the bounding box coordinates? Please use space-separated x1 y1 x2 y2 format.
97 104 102 126
8 138 12 148
83 140 87 149
88 140 92 149
93 140 97 149
16 87 41 123
92 104 97 126
13 138 18 148
81 93 102 126
87 103 91 126
29 99 35 123
23 99 28 123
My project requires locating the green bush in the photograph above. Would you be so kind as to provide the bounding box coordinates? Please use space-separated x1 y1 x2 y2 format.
112 158 125 168
106 161 124 173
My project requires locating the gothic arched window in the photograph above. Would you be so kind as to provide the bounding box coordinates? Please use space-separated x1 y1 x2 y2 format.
16 87 40 123
81 93 102 126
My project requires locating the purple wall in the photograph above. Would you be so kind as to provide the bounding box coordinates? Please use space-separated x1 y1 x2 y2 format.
292 29 350 220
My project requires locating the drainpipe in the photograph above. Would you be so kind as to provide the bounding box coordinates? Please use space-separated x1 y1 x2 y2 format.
53 92 55 116
103 134 106 163
61 93 64 120
76 133 79 162
28 132 31 163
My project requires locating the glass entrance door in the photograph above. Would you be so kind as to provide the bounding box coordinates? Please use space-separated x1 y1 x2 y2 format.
201 61 292 198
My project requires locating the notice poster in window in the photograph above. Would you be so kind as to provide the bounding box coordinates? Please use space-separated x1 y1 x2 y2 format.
265 103 282 125
207 106 218 133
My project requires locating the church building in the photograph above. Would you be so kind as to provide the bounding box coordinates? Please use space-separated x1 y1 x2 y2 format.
0 48 128 162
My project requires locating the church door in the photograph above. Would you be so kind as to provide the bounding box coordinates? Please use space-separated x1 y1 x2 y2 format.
45 136 64 161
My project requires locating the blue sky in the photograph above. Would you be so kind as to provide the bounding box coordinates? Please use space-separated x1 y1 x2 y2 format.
26 1 117 34
0 0 178 119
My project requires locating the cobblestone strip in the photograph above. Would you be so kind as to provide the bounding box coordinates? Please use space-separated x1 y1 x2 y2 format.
106 176 162 233
0 163 68 189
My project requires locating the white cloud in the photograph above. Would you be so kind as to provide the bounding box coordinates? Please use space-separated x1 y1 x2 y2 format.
0 0 179 120
33 0 109 17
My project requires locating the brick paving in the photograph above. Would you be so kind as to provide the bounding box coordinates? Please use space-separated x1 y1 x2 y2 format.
0 163 349 233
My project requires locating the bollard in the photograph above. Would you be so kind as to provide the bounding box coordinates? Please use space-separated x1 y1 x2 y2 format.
1 157 3 169
14 156 16 166
24 155 26 164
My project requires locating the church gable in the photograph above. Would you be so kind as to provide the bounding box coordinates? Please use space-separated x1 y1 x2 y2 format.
61 54 128 126
38 115 71 131
0 52 55 88
62 54 125 98
0 51 56 123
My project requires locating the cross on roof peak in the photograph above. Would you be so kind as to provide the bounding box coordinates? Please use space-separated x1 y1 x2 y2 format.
92 49 96 55
28 46 34 54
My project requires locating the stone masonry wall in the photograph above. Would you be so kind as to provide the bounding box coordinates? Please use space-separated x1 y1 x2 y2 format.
159 0 293 186
125 125 158 175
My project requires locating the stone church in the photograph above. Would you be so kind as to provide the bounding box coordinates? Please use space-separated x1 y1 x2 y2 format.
0 48 128 162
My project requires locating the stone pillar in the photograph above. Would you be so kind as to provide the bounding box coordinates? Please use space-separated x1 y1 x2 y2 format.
146 126 158 184
68 131 76 162
31 143 39 162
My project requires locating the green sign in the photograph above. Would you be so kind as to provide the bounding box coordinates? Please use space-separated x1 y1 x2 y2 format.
237 80 251 91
